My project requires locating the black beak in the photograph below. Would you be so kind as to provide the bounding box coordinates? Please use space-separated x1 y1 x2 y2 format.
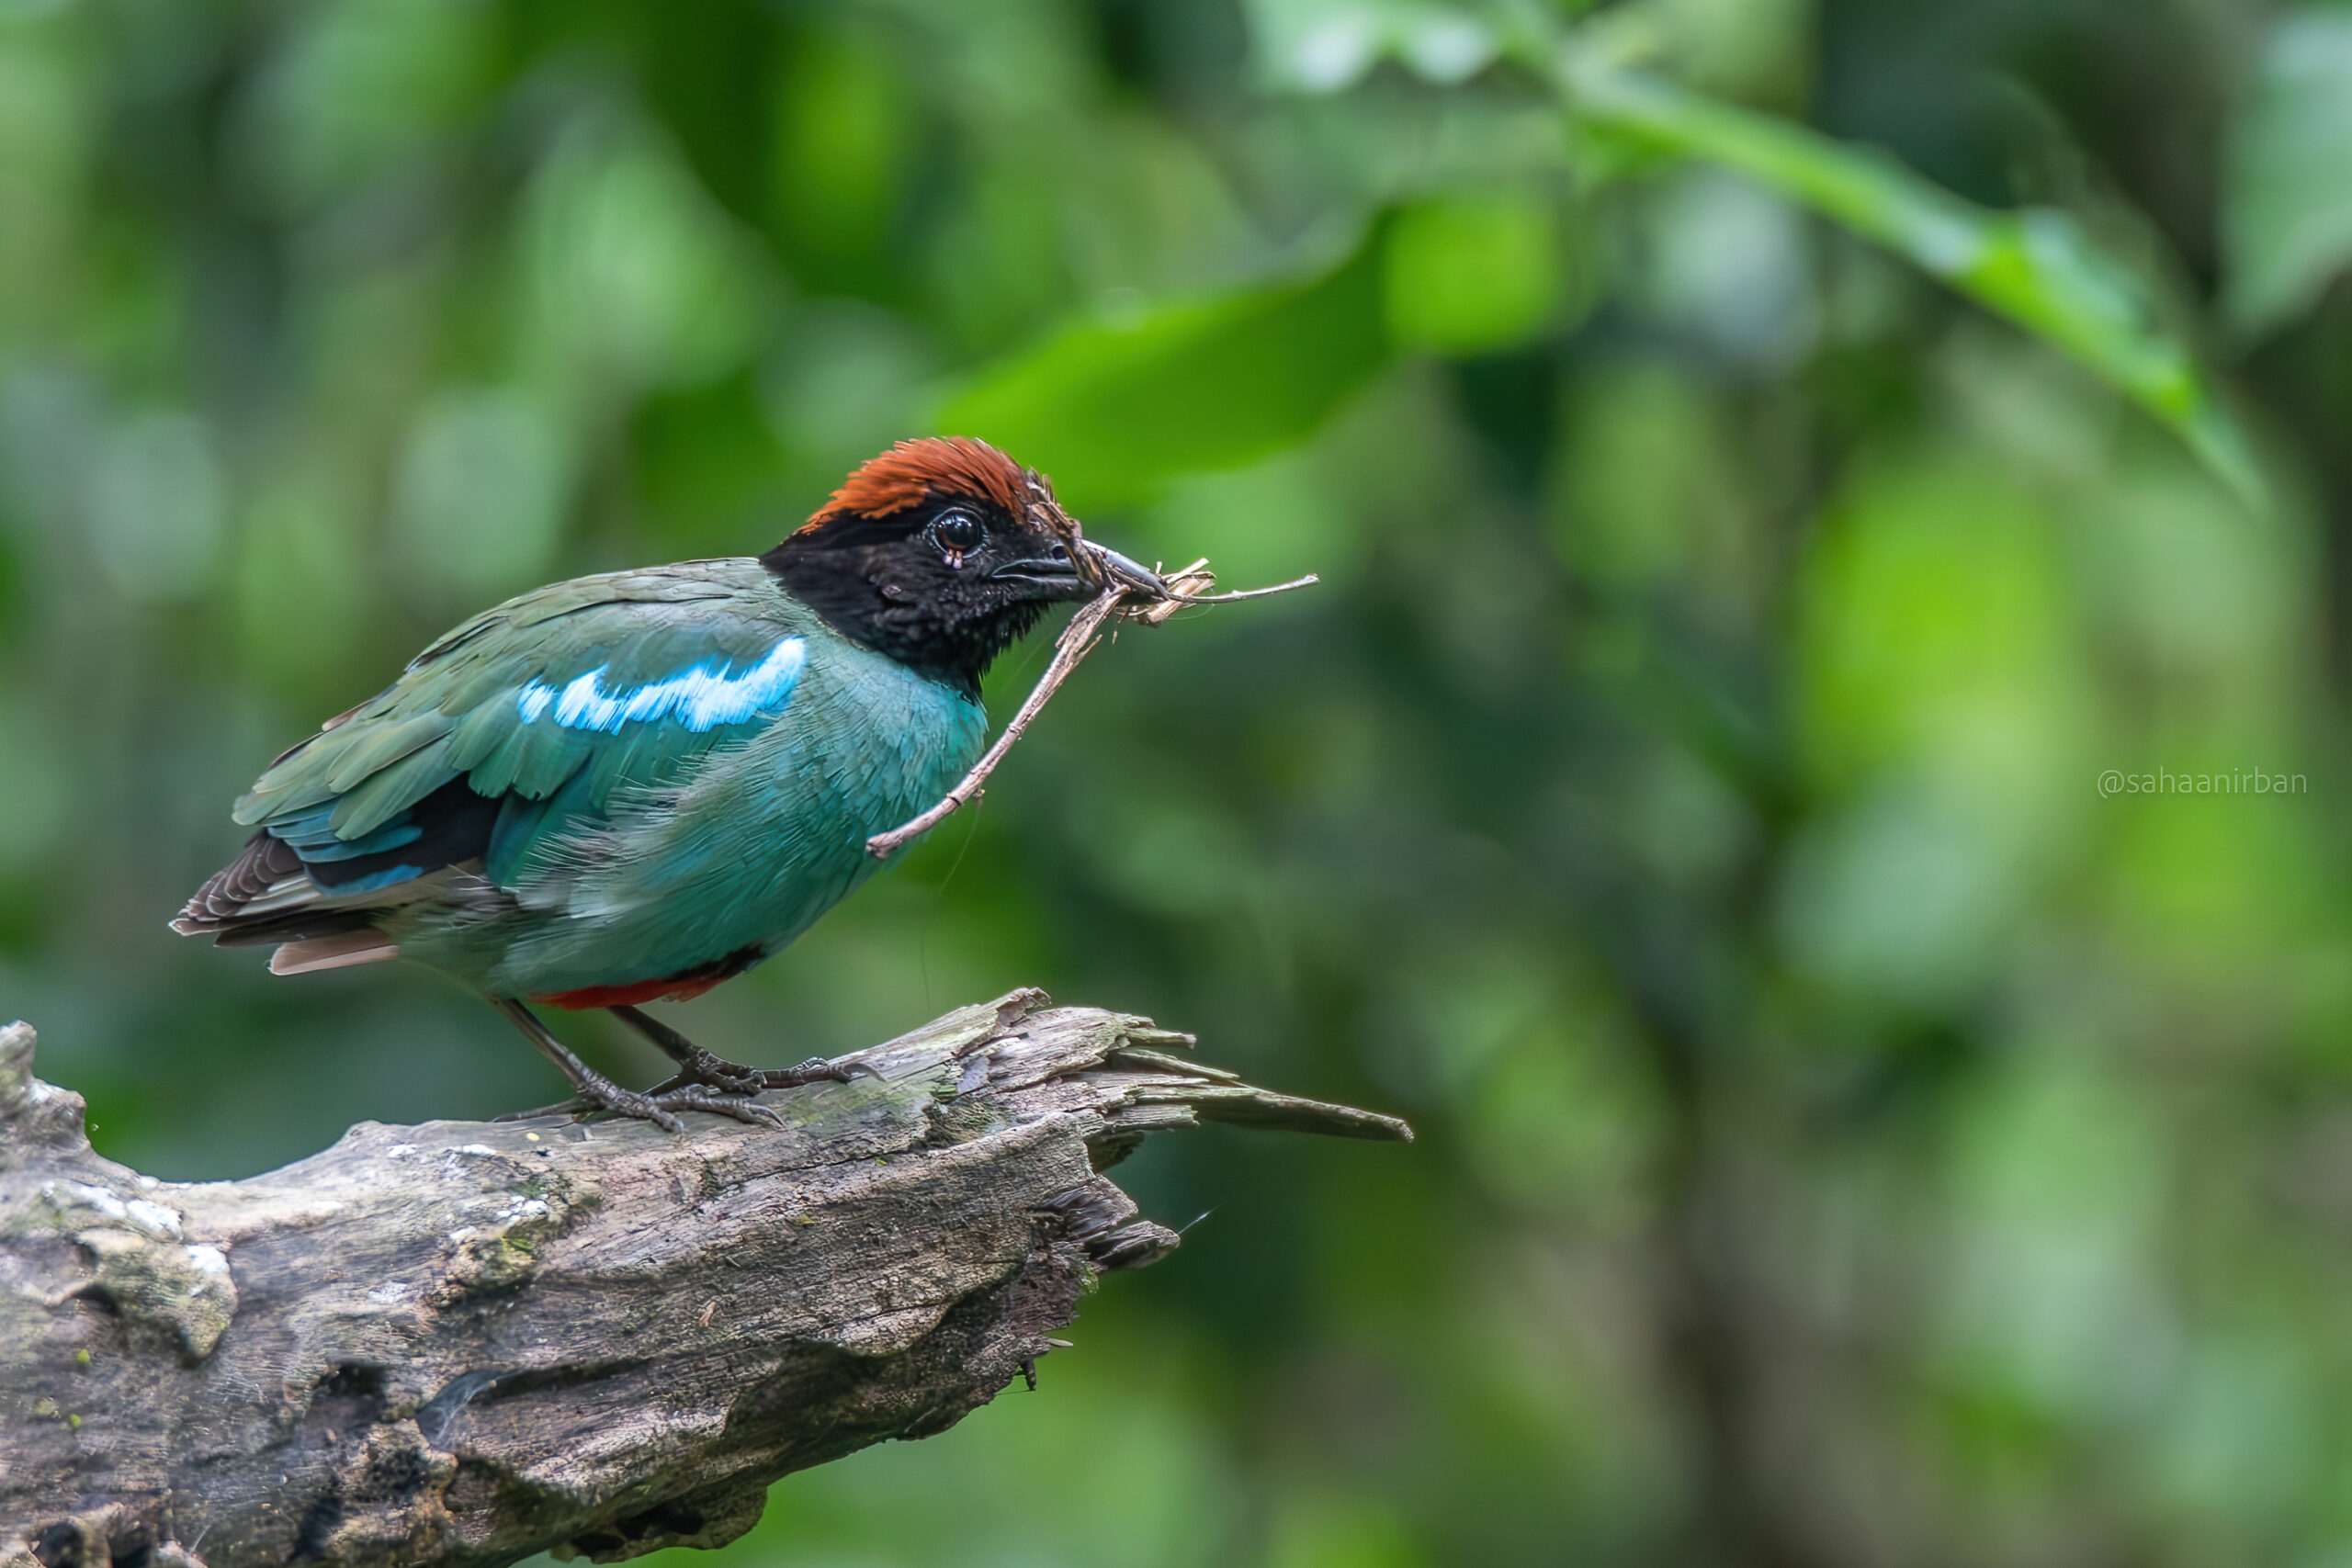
990 541 1168 601
989 544 1091 600
1083 543 1169 598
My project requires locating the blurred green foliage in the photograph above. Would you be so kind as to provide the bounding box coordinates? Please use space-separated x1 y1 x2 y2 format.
7 0 2352 1563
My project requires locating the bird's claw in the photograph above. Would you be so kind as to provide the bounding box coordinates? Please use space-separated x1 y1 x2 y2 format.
495 1083 784 1134
758 1055 881 1088
671 1047 768 1097
638 1086 786 1130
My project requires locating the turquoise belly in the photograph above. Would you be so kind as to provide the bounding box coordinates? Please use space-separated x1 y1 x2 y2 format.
389 639 987 998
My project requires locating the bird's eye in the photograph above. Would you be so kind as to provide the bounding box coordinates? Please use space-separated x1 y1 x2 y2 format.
931 509 985 563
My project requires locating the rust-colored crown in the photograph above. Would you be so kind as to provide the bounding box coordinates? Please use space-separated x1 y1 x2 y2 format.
802 437 1032 531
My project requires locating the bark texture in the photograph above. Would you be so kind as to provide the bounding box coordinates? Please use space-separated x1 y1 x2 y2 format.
0 990 1407 1567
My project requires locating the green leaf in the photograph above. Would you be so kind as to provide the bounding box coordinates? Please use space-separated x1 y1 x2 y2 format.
1561 56 2265 509
1384 193 1566 355
2222 7 2352 338
938 238 1389 513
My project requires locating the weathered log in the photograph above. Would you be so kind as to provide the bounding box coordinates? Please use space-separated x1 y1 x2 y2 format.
0 990 1408 1567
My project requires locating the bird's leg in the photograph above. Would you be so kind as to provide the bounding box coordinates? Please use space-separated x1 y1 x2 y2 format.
608 1003 879 1095
606 1005 766 1096
492 998 781 1132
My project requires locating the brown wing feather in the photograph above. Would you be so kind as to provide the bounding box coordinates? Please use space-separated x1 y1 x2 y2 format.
173 830 392 950
173 832 303 933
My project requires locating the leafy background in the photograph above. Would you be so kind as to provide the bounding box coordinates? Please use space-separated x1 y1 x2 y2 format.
6 0 2352 1562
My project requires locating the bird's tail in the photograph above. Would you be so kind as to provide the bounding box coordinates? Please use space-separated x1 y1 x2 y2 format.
173 831 402 973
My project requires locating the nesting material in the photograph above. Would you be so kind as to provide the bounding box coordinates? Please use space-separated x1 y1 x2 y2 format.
864 548 1316 858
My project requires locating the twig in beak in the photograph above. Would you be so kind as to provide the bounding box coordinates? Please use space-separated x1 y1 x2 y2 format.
864 558 1317 859
1162 574 1319 604
1120 559 1318 625
865 588 1129 858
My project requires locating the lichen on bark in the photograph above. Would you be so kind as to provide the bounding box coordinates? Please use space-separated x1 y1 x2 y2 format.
0 995 1407 1568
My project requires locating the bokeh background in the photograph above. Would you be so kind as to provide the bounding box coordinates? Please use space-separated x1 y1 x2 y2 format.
8 0 2352 1562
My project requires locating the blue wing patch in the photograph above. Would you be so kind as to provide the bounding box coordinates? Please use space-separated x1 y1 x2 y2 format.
249 631 809 907
516 637 806 733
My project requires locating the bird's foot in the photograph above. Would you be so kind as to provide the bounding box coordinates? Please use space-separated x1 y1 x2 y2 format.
647 1055 880 1098
760 1055 883 1089
605 1005 876 1095
630 1084 786 1132
665 1045 768 1097
494 998 783 1133
496 1079 785 1134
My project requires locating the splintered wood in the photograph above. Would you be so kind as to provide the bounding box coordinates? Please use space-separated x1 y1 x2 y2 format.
865 551 1316 859
0 995 1408 1565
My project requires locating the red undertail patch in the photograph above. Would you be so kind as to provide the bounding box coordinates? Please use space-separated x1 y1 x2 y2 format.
532 945 766 1010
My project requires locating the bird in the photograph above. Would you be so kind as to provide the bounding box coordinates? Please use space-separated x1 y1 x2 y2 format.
173 436 1165 1131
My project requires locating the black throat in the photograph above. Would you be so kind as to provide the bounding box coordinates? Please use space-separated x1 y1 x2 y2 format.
759 536 1046 701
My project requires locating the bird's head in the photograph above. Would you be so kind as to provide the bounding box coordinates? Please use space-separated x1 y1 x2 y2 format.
762 437 1161 698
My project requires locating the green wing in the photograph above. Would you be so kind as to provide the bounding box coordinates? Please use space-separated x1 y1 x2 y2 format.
220 562 803 905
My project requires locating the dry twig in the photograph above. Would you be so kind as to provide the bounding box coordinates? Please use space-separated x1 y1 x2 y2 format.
865 551 1317 859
